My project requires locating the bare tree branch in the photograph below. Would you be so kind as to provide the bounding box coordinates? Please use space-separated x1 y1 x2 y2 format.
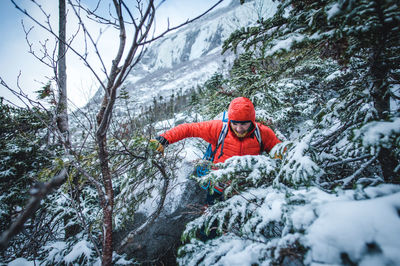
0 76 51 113
0 168 68 251
10 0 108 91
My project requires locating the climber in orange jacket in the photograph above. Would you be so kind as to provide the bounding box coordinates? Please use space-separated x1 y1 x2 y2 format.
152 97 281 206
152 97 281 163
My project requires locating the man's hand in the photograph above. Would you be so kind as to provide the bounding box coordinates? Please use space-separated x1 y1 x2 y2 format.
149 136 169 155
150 139 165 154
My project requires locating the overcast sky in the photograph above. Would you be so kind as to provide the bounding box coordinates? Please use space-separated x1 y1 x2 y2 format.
0 0 228 109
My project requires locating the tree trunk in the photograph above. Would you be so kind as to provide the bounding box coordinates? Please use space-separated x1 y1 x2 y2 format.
57 0 81 239
57 0 69 144
97 134 114 266
369 2 399 183
96 92 115 265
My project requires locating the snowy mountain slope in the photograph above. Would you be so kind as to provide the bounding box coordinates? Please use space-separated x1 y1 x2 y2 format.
91 0 279 114
138 0 255 71
125 52 226 106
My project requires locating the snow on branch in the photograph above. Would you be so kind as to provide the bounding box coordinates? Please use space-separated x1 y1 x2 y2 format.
353 117 400 152
276 131 324 186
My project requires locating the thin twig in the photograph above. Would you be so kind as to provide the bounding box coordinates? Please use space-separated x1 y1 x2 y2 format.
326 154 371 167
335 151 379 187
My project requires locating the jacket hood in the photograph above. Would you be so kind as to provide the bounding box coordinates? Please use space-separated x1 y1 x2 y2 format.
228 97 256 123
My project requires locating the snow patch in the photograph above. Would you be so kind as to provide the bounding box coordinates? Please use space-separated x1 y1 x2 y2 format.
265 34 305 56
63 240 93 263
305 192 400 265
354 117 400 149
8 258 35 266
326 3 341 20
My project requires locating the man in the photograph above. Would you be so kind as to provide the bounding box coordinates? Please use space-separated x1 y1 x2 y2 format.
152 97 281 162
151 97 282 241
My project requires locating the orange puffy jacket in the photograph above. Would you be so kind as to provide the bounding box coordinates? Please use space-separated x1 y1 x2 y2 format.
161 97 281 164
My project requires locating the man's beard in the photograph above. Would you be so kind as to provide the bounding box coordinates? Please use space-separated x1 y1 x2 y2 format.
232 128 247 138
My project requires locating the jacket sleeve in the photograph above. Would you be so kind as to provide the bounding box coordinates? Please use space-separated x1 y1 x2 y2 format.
258 123 281 153
161 120 222 145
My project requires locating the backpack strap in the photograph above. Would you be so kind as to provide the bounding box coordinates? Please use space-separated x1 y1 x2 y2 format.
254 123 264 153
214 121 229 159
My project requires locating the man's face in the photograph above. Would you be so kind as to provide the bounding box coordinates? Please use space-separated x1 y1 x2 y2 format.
231 121 252 137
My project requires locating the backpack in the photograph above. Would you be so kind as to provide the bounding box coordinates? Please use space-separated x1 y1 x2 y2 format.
196 112 264 191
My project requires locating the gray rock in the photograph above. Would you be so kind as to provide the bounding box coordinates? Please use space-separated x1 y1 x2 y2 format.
115 178 206 265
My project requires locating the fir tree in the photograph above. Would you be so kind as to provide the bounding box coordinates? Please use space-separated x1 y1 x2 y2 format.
0 99 61 260
223 0 400 182
178 1 400 264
